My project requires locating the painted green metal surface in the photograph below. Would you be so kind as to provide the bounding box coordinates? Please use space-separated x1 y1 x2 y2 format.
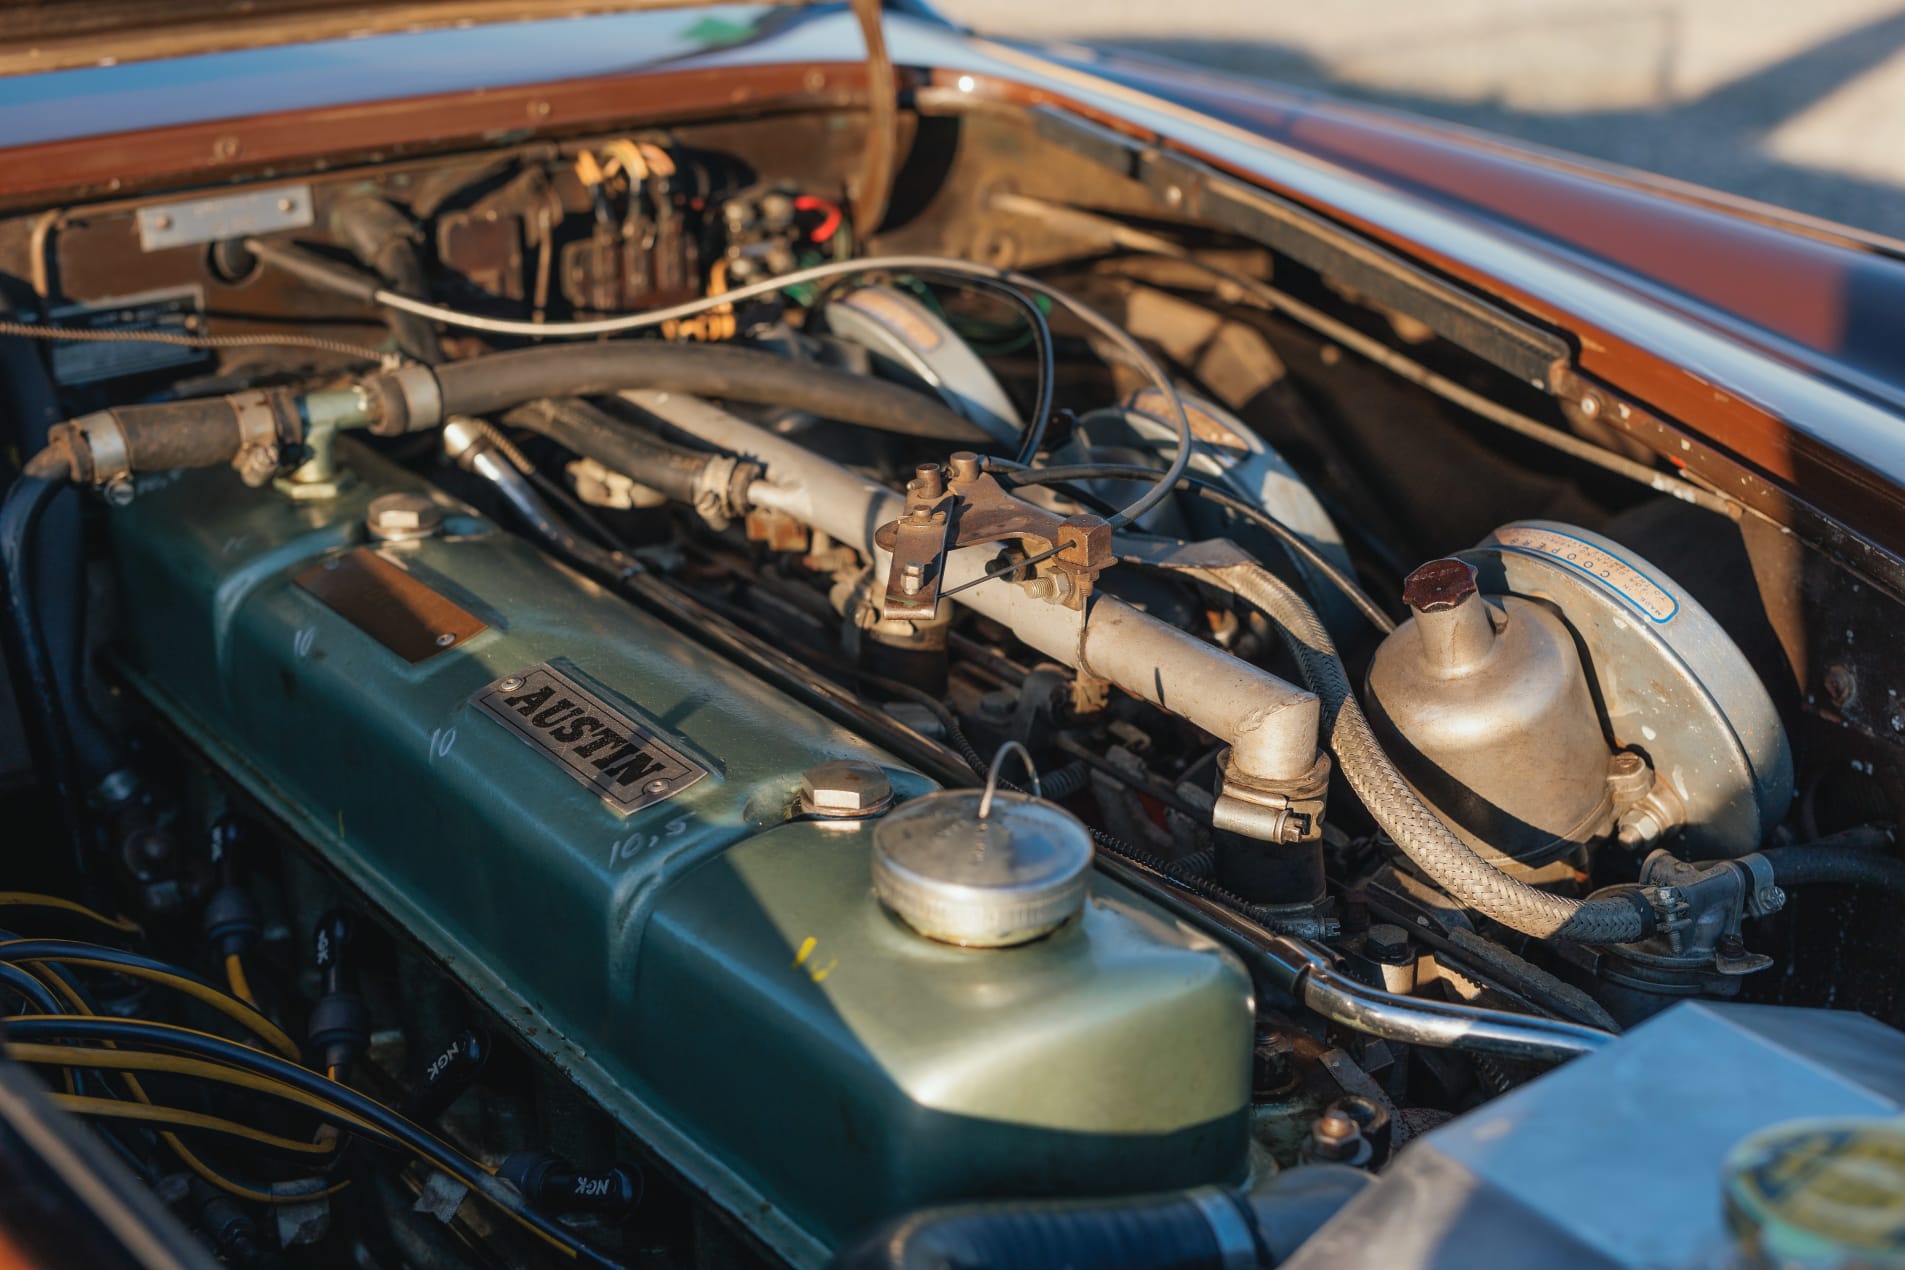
108 441 1254 1258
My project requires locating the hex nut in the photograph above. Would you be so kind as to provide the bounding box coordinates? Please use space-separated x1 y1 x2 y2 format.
800 760 894 818
366 492 445 541
1307 1109 1366 1163
1606 751 1654 804
1364 923 1412 965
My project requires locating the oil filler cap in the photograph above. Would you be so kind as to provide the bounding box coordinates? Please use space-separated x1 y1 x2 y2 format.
871 788 1093 948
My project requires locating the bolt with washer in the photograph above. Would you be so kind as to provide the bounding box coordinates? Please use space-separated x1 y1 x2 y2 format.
366 492 445 541
497 676 523 693
801 760 895 819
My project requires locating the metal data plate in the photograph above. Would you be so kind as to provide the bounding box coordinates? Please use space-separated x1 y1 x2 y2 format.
295 548 485 663
137 185 313 251
473 663 706 817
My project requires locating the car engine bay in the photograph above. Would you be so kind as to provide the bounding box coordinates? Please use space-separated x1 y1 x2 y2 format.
2 96 1905 1270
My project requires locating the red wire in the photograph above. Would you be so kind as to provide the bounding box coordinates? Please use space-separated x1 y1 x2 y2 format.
794 194 843 243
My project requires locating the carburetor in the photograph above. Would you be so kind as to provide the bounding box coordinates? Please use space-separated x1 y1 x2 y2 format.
1364 521 1792 875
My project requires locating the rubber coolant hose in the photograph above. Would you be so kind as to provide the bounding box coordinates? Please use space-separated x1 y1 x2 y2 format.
0 476 94 888
0 299 118 780
829 1167 1369 1270
1206 560 1654 944
1761 828 1905 897
425 343 987 442
333 197 442 365
501 399 709 505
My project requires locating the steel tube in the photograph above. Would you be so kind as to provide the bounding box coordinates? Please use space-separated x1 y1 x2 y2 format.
1090 850 1611 1063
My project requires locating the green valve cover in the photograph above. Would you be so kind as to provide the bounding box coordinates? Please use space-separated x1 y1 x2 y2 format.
107 441 1254 1261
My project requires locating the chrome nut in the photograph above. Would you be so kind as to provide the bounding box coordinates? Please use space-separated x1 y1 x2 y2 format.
366 492 445 541
800 760 895 818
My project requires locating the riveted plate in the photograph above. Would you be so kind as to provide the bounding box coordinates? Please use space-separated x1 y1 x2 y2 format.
473 663 706 816
137 185 313 251
295 548 485 663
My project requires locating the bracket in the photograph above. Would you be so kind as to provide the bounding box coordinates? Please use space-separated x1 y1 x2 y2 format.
872 452 1113 621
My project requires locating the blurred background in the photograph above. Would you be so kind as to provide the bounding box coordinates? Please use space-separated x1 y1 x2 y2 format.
932 0 1905 241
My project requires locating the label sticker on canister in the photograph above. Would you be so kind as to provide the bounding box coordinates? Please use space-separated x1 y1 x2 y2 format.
1494 525 1678 623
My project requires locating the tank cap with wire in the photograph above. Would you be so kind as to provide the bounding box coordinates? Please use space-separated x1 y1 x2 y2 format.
871 742 1093 947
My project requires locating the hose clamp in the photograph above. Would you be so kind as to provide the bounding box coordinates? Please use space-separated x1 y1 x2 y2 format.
229 389 284 487
387 364 443 432
71 410 131 485
1213 748 1331 843
1185 1187 1261 1269
1738 852 1786 918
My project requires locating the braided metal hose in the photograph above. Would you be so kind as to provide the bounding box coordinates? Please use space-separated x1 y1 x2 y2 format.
1204 562 1652 945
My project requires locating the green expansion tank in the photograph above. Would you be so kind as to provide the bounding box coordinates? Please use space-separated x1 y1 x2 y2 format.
108 441 1254 1262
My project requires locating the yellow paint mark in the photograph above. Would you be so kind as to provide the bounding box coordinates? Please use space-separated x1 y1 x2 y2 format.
336 809 345 839
809 959 838 983
792 936 816 968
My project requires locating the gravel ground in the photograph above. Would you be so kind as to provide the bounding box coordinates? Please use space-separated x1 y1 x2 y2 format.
933 0 1905 242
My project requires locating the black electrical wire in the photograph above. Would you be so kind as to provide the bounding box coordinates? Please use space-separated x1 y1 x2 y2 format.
3 1017 623 1268
890 269 1056 464
0 939 299 1058
0 474 98 895
0 961 63 1014
991 460 1397 633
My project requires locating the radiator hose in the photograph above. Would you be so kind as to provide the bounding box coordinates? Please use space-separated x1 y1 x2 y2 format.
500 398 712 506
829 1166 1368 1270
1204 560 1655 944
21 344 988 486
1760 826 1905 897
378 343 988 442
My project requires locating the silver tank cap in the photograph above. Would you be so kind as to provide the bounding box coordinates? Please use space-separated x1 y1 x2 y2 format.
871 788 1093 948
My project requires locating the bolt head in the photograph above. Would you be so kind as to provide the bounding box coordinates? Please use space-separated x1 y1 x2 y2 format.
498 677 523 692
1823 664 1856 708
1308 1109 1364 1162
1364 923 1412 964
366 492 445 540
801 760 894 817
101 476 137 508
1606 750 1655 803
